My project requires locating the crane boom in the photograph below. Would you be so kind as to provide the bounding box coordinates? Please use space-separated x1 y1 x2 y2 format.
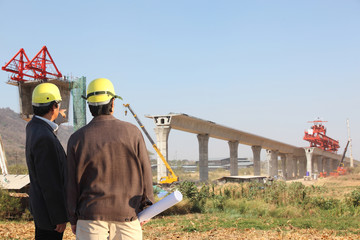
123 104 178 184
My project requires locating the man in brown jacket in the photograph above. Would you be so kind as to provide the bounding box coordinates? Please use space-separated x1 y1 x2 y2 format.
66 78 154 239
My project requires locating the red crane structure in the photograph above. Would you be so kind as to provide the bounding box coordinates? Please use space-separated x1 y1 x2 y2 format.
1 46 70 122
2 46 62 84
303 119 340 153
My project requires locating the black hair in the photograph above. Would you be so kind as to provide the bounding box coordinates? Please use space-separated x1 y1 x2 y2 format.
33 101 58 117
89 98 114 117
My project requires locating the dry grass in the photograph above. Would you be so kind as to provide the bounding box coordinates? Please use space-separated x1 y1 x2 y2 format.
0 220 359 240
288 173 360 199
2 170 360 239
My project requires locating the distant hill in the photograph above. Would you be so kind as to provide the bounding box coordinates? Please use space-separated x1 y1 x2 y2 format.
0 108 74 166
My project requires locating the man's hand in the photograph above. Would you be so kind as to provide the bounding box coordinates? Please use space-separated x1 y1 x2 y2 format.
71 224 77 235
55 223 67 233
140 219 150 226
59 109 67 118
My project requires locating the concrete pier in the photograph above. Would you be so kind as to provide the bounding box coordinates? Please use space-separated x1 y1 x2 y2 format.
286 153 294 179
251 146 262 176
267 150 279 177
305 148 314 177
317 156 323 173
280 154 286 179
154 126 171 183
228 141 239 176
197 134 209 182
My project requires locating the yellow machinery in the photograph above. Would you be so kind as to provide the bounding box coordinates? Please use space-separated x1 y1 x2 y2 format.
124 104 179 184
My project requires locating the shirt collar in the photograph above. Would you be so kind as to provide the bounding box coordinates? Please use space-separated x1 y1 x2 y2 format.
35 115 59 132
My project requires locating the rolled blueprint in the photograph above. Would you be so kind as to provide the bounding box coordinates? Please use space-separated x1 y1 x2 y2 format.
138 190 183 222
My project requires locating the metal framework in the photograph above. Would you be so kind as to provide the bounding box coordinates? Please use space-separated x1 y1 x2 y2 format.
1 46 62 83
1 48 36 83
26 46 62 80
303 119 340 153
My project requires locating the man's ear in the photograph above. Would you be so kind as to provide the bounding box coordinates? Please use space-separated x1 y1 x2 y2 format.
110 99 115 112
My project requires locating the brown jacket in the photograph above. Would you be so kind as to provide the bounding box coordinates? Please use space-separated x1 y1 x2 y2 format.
66 115 154 225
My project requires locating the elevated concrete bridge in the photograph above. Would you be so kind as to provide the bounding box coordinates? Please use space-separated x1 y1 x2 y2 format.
147 113 351 183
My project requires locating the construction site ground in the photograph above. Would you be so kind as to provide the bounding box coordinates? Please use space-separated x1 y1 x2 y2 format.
1 173 360 239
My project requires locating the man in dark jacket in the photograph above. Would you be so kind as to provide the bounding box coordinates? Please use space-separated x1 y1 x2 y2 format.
67 78 154 239
25 83 68 240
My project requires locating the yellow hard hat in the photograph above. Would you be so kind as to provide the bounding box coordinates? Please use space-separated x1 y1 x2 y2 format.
85 78 122 106
32 83 62 106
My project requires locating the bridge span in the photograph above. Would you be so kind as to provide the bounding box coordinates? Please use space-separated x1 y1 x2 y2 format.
146 113 350 183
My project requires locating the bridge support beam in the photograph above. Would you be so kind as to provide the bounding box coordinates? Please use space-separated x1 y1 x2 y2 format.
298 157 306 177
305 148 314 177
197 134 209 182
294 157 298 178
280 154 287 179
286 153 294 179
324 157 331 175
266 150 278 177
317 156 323 173
331 159 338 173
228 141 239 176
154 126 171 183
251 146 262 176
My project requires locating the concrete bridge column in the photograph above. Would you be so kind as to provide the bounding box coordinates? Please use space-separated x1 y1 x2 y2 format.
298 157 307 177
294 157 298 178
324 158 331 175
331 159 338 172
251 146 262 176
154 126 171 183
286 153 294 179
305 148 314 177
228 141 239 176
317 156 323 173
266 150 279 177
280 154 287 179
197 134 209 182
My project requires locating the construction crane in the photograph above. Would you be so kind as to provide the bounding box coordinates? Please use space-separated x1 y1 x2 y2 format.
347 119 354 167
303 118 340 153
2 46 62 83
336 140 350 175
123 104 179 184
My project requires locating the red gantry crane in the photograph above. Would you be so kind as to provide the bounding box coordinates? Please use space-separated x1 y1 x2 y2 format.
303 118 340 153
2 46 62 83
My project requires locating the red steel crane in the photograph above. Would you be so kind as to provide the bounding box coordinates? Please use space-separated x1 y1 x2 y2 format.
303 119 340 153
2 46 62 83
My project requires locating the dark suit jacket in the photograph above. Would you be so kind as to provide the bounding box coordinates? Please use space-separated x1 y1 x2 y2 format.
25 116 68 230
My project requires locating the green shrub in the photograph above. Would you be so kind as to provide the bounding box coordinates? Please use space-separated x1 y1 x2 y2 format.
309 196 339 210
0 189 22 219
346 187 360 207
7 164 28 175
178 181 198 199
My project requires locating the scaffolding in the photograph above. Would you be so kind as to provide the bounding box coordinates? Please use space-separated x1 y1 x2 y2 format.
71 76 87 131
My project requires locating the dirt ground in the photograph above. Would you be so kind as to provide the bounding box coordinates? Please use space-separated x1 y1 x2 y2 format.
0 221 359 240
2 174 360 239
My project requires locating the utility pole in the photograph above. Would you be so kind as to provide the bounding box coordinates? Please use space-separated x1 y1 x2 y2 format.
347 119 354 167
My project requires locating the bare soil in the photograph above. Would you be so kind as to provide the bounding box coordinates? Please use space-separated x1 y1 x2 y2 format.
2 173 360 239
0 221 359 240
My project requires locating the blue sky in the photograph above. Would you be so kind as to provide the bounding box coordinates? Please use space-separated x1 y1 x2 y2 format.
0 0 359 161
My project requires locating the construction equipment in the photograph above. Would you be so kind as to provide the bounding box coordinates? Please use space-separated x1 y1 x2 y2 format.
2 46 62 83
303 118 340 153
337 140 350 175
347 119 354 167
123 104 179 184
